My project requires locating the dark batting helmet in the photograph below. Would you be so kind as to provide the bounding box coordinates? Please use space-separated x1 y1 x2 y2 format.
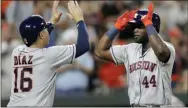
19 15 47 47
128 9 161 32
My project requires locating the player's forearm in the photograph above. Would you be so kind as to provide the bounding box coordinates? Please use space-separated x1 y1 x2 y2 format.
56 65 74 73
96 27 119 56
97 35 113 54
146 25 170 62
75 20 89 58
78 65 93 75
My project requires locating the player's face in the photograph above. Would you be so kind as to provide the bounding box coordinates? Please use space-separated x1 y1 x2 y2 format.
40 29 49 46
133 24 148 43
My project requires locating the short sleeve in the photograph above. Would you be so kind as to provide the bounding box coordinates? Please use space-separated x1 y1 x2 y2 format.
46 44 76 68
160 42 175 65
78 52 94 70
110 45 128 65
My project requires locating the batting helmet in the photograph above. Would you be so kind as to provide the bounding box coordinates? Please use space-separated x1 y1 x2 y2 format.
129 9 161 32
19 15 47 47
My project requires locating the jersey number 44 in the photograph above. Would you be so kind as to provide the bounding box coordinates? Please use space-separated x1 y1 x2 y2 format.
142 75 157 88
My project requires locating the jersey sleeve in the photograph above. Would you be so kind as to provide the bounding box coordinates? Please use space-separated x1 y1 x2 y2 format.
110 45 128 65
46 44 76 68
159 42 176 65
77 52 94 70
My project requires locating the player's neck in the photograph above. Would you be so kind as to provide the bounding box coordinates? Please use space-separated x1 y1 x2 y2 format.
142 42 150 54
29 42 44 48
142 42 149 49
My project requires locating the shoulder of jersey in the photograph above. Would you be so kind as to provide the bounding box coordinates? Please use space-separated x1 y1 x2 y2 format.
126 43 141 48
12 45 26 53
163 41 175 48
163 41 172 45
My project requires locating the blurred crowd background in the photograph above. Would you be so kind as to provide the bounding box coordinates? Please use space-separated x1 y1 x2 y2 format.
1 0 188 106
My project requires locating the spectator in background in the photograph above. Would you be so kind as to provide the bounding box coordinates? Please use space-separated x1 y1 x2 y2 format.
1 0 12 19
1 20 22 99
167 1 187 29
79 1 101 25
168 27 183 89
174 70 188 93
180 36 188 70
6 1 34 34
33 1 47 15
55 28 94 97
99 1 122 31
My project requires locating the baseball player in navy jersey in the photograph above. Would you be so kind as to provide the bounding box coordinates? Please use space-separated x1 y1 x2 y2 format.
7 0 89 106
96 3 175 107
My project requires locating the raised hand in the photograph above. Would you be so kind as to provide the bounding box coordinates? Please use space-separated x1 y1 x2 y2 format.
115 10 137 31
141 2 154 26
67 0 84 23
50 0 62 24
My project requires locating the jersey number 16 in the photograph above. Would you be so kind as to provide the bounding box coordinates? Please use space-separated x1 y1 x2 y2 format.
14 67 33 93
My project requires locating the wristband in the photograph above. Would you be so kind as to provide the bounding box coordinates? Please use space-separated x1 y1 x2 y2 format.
106 27 119 40
146 24 158 37
46 22 55 34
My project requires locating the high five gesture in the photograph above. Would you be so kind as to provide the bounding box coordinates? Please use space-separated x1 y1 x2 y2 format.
67 1 84 22
50 0 62 24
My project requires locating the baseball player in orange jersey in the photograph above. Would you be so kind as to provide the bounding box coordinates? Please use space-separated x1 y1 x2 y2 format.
96 3 175 107
7 0 89 106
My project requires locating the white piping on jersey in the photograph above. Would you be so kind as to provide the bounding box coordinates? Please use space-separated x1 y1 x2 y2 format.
18 48 40 53
134 45 152 105
162 75 166 105
111 47 118 65
162 70 172 105
138 54 145 105
70 45 75 64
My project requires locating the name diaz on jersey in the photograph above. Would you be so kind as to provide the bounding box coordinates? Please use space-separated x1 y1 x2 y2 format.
14 55 33 65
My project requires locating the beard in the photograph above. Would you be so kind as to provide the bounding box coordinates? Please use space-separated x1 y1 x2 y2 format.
134 35 149 43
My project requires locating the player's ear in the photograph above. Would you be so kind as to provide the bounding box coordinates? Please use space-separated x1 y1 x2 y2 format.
39 31 44 39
